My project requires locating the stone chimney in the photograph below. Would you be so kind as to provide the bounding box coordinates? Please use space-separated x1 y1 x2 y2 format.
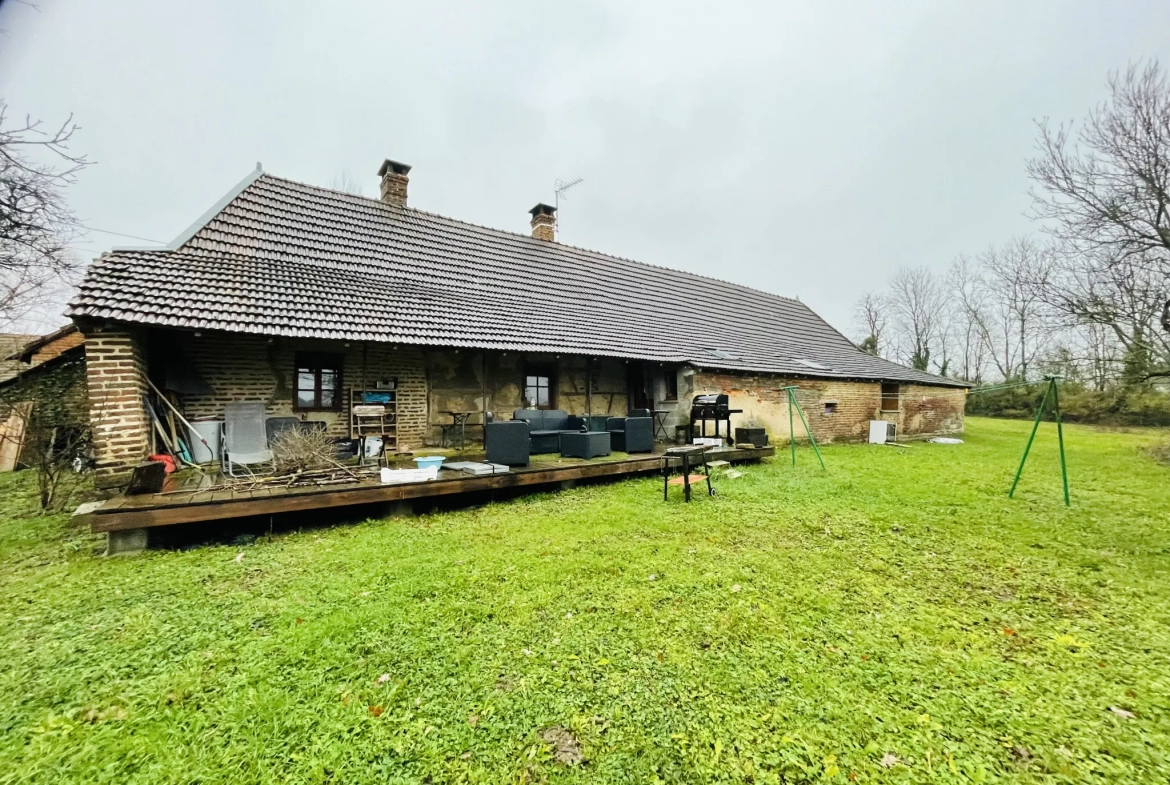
377 159 412 207
529 203 556 241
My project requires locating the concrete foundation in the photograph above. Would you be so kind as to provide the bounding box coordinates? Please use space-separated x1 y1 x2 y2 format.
105 528 148 556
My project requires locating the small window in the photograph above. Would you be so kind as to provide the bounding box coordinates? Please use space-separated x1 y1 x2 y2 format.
823 401 838 415
295 352 343 410
663 370 678 402
524 364 556 410
881 383 900 412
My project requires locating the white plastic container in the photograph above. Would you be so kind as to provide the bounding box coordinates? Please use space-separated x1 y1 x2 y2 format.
187 419 222 464
379 466 439 484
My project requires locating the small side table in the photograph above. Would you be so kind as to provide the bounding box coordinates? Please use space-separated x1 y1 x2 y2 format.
560 431 612 459
650 409 671 441
440 411 474 449
663 444 714 502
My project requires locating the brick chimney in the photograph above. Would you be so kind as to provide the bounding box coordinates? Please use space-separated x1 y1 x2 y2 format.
529 203 556 241
377 159 411 207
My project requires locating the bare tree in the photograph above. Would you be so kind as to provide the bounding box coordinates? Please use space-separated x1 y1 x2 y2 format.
888 267 946 371
947 255 990 382
1027 61 1170 342
980 237 1053 381
329 169 365 196
0 101 88 328
1081 321 1123 390
1038 245 1170 381
852 291 888 356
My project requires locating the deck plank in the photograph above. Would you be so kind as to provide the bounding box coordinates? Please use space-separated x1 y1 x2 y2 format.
89 447 773 532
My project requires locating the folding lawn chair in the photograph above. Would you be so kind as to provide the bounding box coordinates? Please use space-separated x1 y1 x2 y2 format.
223 402 274 477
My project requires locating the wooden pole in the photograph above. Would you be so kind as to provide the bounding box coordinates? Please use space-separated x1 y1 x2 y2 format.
586 357 593 415
144 377 212 452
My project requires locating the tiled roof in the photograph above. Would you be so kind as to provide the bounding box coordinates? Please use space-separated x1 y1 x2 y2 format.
68 173 966 387
0 333 37 384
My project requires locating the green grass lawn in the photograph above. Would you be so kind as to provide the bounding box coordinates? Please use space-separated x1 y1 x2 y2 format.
1 417 1168 784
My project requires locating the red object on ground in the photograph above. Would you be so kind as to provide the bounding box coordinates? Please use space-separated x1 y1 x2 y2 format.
148 454 177 473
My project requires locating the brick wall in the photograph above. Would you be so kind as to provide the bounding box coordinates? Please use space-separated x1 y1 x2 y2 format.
83 324 966 475
28 329 85 366
170 332 429 449
692 371 965 443
83 326 150 480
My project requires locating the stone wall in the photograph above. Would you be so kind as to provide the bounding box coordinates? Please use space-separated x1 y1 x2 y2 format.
424 350 629 445
691 371 965 443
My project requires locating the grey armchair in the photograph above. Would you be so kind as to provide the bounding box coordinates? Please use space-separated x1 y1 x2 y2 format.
607 415 654 453
485 416 530 466
484 423 531 467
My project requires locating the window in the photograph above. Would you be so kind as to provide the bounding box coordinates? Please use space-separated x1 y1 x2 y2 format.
881 383 900 412
823 401 838 415
663 370 678 402
524 364 556 409
295 352 343 410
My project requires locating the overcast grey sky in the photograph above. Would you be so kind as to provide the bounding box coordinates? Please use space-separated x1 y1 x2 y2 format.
2 1 1169 335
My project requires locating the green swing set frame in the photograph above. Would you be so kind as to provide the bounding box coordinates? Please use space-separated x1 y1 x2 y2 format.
777 377 1070 507
780 385 826 470
969 375 1070 506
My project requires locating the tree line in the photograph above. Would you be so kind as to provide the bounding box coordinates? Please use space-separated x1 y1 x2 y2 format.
854 61 1170 391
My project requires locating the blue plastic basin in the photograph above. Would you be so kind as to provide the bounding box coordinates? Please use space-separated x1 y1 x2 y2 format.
414 456 446 470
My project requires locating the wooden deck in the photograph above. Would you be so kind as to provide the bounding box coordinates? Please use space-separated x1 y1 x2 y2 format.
85 445 775 533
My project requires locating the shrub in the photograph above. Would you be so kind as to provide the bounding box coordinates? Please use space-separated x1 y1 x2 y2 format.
966 383 1170 427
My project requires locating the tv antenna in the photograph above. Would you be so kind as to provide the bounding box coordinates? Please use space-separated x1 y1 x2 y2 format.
553 177 584 234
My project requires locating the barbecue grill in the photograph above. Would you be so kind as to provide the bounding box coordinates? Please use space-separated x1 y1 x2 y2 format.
688 394 742 444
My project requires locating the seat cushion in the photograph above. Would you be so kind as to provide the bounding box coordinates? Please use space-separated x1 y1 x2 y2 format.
541 410 570 431
512 409 543 428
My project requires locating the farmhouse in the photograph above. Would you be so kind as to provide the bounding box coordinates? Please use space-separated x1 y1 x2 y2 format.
68 159 966 484
0 326 88 471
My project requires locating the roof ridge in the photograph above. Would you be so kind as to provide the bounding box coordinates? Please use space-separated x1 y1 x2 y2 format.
253 171 804 308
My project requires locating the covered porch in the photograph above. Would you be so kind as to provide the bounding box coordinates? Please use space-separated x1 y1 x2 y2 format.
80 322 703 482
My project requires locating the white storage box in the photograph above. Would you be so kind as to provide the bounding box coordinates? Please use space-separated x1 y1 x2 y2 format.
379 465 439 484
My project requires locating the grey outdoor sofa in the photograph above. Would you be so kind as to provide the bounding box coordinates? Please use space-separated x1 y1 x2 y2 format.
511 409 588 454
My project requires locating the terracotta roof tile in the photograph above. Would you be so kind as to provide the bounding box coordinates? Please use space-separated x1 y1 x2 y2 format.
68 173 965 387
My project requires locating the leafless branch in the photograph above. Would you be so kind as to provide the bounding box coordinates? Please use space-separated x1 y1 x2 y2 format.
0 99 88 325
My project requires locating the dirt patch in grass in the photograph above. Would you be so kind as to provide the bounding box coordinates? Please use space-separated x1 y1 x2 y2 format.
540 726 584 766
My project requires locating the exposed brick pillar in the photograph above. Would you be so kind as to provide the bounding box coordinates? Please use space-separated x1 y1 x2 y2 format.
83 325 150 483
529 203 556 241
